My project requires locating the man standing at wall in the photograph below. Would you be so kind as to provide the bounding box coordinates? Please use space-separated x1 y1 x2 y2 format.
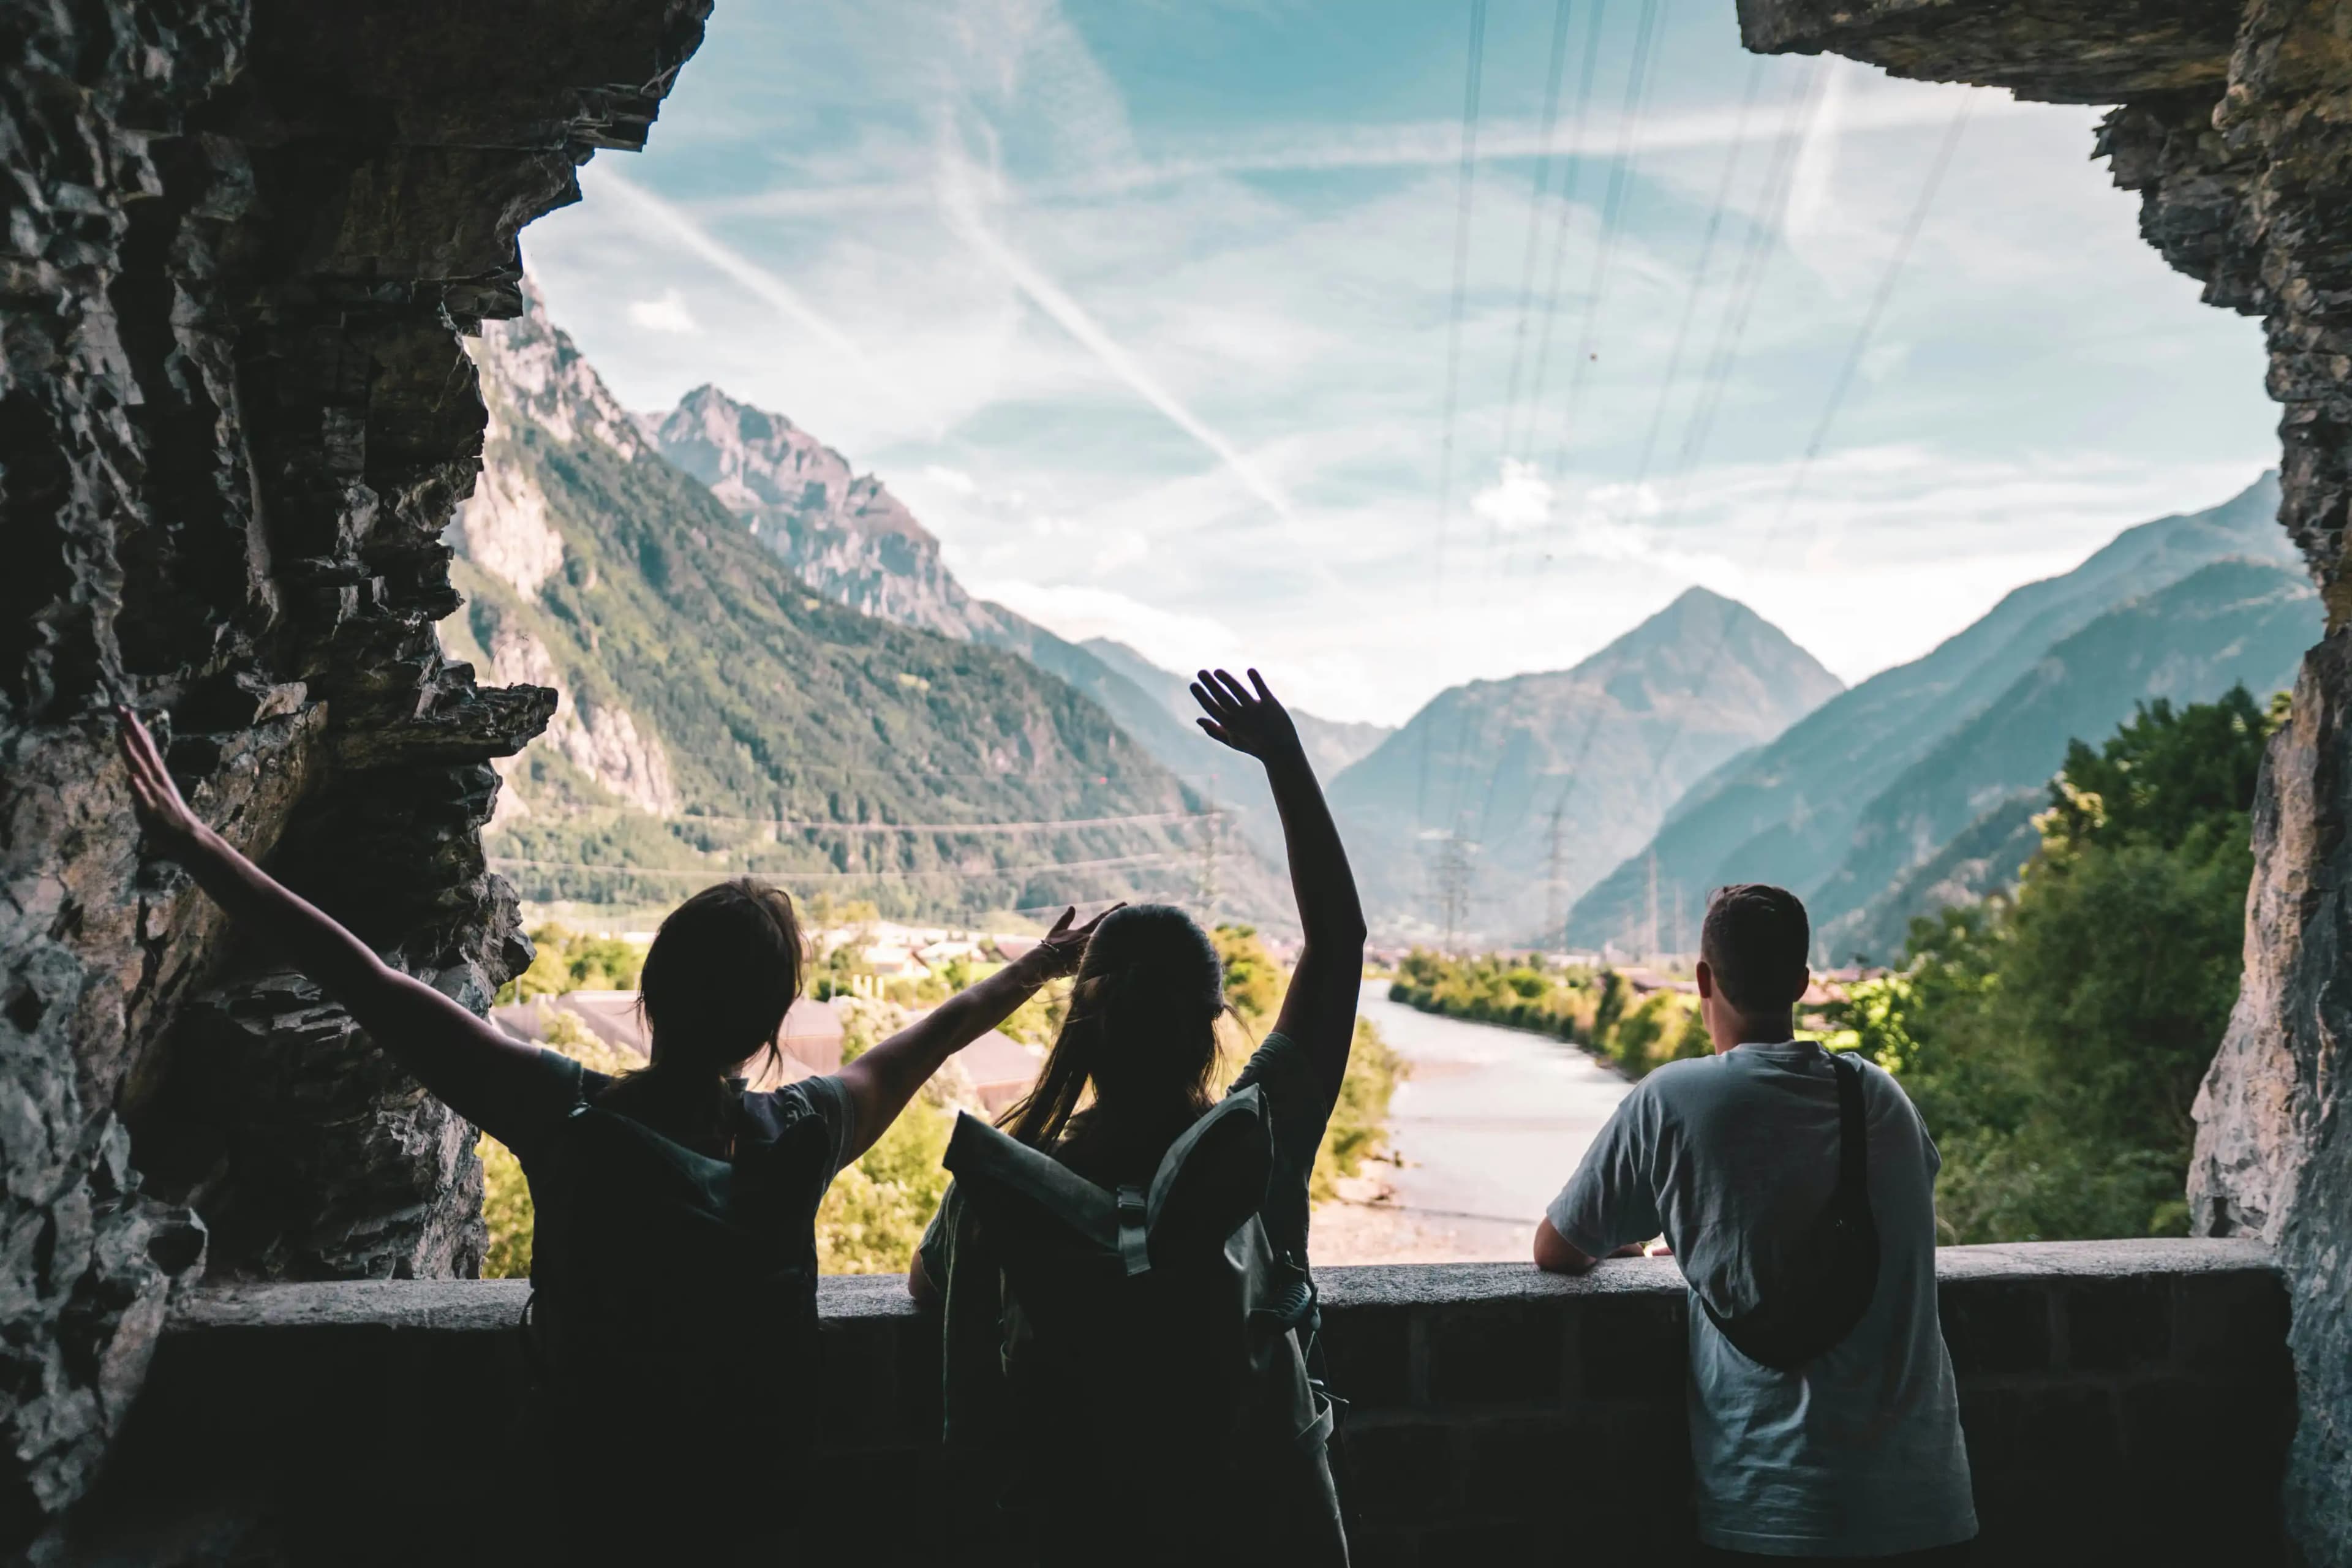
1534 884 1976 1564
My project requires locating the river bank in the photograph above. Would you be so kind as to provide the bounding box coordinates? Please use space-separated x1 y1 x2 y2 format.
1311 981 1634 1265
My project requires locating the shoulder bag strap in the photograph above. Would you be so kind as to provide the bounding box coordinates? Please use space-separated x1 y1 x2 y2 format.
1830 1050 1868 1196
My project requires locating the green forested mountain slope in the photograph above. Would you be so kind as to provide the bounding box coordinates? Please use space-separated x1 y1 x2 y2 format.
1324 587 1844 943
440 290 1218 920
644 382 1204 772
1564 474 2299 950
1807 558 2316 947
1835 793 2043 965
642 382 1377 897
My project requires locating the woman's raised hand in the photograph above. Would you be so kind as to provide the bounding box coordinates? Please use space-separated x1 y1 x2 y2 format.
1031 902 1124 977
1189 668 1302 764
115 706 208 849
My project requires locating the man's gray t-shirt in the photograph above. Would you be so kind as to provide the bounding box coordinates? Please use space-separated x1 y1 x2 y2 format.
1547 1042 1975 1557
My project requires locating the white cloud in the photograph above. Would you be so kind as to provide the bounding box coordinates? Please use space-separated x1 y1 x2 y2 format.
1091 529 1151 577
1470 459 1554 535
627 288 700 334
696 85 2036 221
922 464 978 495
933 149 1300 527
971 579 1245 674
582 166 937 434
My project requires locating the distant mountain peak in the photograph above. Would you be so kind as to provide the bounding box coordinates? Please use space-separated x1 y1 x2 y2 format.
1566 586 1841 699
646 383 982 639
1323 590 1844 941
1561 470 2309 954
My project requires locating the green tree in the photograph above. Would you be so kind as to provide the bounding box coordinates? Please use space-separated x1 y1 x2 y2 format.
1213 924 1285 1026
1824 689 2277 1243
497 924 649 1003
816 1097 954 1274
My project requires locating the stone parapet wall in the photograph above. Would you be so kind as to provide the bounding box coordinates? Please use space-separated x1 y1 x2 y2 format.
61 1241 2290 1566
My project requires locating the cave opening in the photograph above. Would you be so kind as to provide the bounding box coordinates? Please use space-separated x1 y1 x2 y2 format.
4 0 2351 1561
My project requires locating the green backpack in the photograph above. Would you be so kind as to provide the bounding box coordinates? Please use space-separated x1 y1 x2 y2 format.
522 1060 816 1453
943 1086 1340 1528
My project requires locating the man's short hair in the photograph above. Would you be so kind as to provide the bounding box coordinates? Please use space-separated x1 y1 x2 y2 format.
1700 884 1810 1012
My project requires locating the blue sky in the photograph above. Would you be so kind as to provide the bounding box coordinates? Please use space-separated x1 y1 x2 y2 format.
523 0 2280 725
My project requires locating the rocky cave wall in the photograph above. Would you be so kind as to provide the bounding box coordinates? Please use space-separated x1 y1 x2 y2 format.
1738 0 2352 1558
0 0 709 1543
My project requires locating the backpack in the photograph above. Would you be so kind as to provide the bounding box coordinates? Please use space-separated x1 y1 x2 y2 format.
1700 1049 1882 1370
521 1061 816 1460
942 1085 1342 1551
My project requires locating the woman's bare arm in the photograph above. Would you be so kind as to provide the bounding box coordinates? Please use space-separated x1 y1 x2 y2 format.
1191 669 1368 1099
834 904 1115 1163
116 708 551 1139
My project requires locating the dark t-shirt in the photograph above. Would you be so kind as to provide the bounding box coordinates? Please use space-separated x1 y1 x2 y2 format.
919 1030 1335 1442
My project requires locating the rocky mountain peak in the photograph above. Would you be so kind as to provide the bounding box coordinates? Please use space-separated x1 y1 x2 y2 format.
645 382 985 639
472 279 648 464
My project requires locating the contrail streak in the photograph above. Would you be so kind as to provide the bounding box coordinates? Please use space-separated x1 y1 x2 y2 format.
936 178 1298 525
587 166 927 429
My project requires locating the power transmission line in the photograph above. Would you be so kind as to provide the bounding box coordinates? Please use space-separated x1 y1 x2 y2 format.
488 851 1186 884
1764 96 1977 541
1433 832 1476 953
1492 0 1579 464
1428 0 1491 600
1457 57 1777 870
1461 62 1834 948
1544 799 1569 948
1439 1 1664 869
1518 64 1827 801
1649 61 1830 535
1195 809 1224 913
522 806 1219 835
1642 95 1973 794
1517 0 1611 463
1626 56 1768 491
1544 0 1665 488
1415 0 1493 836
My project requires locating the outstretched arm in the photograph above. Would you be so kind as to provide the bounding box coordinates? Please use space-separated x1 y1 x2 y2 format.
1192 669 1367 1100
115 708 552 1140
835 905 1114 1163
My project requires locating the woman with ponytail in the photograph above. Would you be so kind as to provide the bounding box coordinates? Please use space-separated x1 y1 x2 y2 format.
912 668 1368 1565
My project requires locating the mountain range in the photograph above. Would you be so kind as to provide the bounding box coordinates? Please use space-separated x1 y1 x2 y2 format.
448 288 2315 955
1321 588 1847 941
639 382 1388 870
442 285 1234 921
1565 474 2316 960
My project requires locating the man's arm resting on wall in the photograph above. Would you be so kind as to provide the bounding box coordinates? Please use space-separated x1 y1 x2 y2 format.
1532 1218 1659 1273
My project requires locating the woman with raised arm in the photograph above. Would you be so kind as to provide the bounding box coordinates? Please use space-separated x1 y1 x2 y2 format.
113 707 1110 1563
911 668 1367 1568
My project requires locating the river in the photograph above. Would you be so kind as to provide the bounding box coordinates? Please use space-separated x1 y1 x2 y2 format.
1311 980 1635 1265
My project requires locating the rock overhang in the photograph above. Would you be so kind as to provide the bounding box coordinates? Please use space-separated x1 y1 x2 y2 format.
1739 0 2241 102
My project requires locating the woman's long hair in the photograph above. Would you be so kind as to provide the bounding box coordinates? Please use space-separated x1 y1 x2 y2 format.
595 878 804 1147
1000 904 1226 1158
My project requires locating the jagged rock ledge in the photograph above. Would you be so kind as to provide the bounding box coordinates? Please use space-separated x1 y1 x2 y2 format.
0 0 707 1541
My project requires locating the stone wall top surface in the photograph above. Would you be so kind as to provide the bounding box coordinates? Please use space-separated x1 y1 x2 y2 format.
167 1237 2280 1335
